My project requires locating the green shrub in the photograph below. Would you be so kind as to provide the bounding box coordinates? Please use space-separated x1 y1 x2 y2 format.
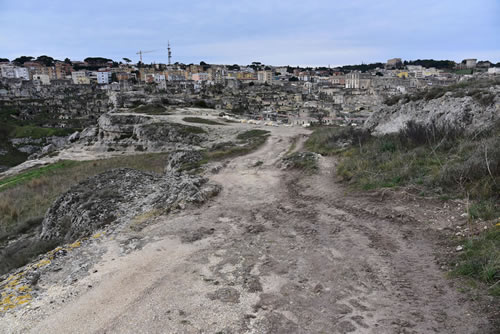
236 129 270 140
452 227 500 295
183 117 224 126
132 103 168 115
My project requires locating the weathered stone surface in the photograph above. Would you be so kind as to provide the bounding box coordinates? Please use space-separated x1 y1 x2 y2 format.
90 113 206 152
165 150 204 174
365 88 499 135
40 167 221 242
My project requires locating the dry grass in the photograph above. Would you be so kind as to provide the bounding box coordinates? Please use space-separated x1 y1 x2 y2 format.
0 153 169 241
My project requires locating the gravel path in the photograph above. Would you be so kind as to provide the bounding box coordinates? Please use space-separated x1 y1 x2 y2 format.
1 125 493 333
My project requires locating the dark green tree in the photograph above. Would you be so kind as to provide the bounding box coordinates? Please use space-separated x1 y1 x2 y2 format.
13 56 34 65
36 55 55 66
84 57 112 64
123 57 131 64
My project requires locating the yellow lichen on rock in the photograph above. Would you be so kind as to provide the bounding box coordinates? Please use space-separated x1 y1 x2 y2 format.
92 231 105 239
35 258 51 268
16 285 31 293
68 240 81 249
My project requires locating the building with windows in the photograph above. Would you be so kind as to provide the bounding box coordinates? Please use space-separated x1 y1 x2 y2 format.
258 70 273 83
32 74 51 85
71 71 90 84
96 71 111 84
345 72 371 89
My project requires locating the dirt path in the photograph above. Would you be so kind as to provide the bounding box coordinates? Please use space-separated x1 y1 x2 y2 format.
1 128 493 333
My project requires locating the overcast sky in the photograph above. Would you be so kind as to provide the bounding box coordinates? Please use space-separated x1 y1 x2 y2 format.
1 0 499 66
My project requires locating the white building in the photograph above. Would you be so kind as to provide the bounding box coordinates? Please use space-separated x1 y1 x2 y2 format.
154 73 166 84
488 67 500 75
32 74 50 85
0 64 29 80
96 71 111 84
464 59 477 69
72 71 90 84
0 64 16 79
345 72 371 89
14 67 30 80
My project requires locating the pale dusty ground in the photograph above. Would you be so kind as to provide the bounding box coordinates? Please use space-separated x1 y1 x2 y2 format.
0 108 288 178
0 121 494 333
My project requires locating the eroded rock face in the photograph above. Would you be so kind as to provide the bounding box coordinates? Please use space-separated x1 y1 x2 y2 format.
165 150 204 175
365 88 499 135
91 113 206 152
40 166 221 242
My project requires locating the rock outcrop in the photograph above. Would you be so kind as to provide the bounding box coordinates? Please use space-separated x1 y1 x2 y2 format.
84 113 207 153
40 152 221 242
365 86 499 135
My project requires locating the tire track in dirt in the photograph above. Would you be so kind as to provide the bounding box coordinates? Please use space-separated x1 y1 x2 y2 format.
2 127 494 333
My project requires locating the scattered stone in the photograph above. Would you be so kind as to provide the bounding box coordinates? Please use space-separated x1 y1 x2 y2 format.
207 287 240 303
180 227 215 243
245 224 266 234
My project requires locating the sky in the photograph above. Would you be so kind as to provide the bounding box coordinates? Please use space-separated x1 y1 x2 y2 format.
1 0 499 66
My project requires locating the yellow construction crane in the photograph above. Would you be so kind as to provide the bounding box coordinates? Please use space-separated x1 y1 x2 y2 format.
136 49 159 63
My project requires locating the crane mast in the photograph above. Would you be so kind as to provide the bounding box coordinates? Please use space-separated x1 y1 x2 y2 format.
168 41 172 65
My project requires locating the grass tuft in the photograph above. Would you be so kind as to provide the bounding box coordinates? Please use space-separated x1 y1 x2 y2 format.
452 227 500 296
183 117 225 126
131 103 169 115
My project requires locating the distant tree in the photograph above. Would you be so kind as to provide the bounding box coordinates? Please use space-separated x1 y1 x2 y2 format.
405 59 455 69
13 56 34 65
339 62 384 73
111 72 118 82
84 57 113 64
287 66 294 73
376 72 383 76
64 57 72 64
123 57 131 64
227 64 240 71
0 58 9 63
200 61 207 66
36 55 55 66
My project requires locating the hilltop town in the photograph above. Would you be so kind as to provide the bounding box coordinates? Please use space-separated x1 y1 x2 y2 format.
2 56 500 123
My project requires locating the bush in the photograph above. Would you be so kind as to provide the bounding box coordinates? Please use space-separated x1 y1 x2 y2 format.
331 121 499 220
452 228 500 296
282 152 319 173
399 120 463 147
132 103 168 115
236 129 270 140
305 126 371 155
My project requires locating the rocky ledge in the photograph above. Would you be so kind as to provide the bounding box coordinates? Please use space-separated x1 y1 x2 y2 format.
40 150 220 242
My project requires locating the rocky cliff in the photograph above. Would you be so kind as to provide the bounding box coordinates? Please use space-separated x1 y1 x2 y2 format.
365 83 499 135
